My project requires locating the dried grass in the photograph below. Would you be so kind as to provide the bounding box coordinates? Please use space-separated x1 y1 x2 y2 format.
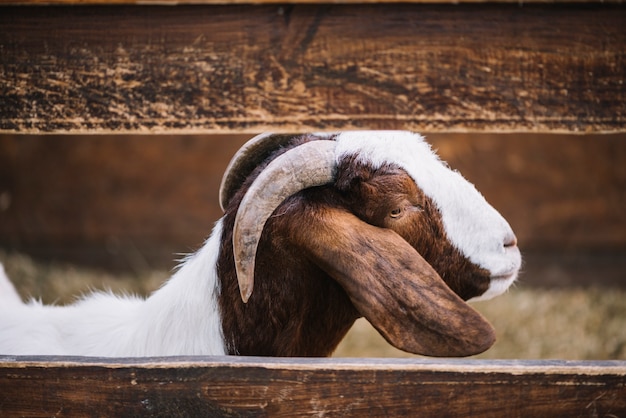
2 250 625 360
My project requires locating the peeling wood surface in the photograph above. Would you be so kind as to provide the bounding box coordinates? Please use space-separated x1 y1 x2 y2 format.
1 356 625 416
0 4 624 134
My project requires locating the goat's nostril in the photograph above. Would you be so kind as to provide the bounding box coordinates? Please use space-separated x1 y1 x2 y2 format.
503 234 518 248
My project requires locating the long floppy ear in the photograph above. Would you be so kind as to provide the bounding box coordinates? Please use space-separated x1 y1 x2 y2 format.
291 206 496 357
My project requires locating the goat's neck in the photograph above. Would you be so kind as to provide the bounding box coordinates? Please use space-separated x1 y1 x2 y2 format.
217 212 359 357
138 220 227 356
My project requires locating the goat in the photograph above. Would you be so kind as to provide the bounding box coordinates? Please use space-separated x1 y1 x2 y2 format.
0 131 521 357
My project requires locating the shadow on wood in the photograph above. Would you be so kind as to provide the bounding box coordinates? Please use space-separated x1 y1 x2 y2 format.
1 133 624 286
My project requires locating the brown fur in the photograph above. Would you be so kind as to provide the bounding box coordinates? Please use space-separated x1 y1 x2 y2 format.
217 137 493 357
334 156 491 301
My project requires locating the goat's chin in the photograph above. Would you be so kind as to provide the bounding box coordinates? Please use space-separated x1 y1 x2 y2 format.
468 272 517 303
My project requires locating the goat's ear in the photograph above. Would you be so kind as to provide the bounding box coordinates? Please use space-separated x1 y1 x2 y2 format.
292 206 495 357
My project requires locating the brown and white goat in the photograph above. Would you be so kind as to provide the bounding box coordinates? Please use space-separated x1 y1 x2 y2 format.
0 131 521 357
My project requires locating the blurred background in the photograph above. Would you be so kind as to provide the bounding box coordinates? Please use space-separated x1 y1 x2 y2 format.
1 133 625 359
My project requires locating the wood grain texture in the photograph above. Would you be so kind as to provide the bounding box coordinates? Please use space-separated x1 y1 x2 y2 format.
0 4 624 133
2 0 623 4
1 356 625 417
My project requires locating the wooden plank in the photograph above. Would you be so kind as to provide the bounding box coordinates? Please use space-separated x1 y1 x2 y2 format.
0 4 624 134
2 0 622 5
1 133 625 277
1 356 625 416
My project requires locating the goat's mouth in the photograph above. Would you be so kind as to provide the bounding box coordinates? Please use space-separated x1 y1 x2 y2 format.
468 272 517 302
490 272 517 282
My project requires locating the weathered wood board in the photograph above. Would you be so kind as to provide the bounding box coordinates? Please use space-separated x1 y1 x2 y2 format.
1 356 625 416
1 4 624 134
2 133 625 288
4 0 624 4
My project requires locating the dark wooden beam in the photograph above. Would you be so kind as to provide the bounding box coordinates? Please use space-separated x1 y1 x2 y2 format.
1 356 625 416
3 0 624 4
1 133 625 276
1 4 624 134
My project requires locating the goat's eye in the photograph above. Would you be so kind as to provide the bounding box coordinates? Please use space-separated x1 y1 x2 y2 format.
390 208 403 218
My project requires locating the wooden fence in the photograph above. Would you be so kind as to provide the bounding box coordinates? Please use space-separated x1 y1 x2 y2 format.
2 356 626 416
1 0 625 415
1 0 624 134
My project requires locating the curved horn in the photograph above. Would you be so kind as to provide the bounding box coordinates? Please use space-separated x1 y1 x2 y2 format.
233 140 337 303
220 134 304 211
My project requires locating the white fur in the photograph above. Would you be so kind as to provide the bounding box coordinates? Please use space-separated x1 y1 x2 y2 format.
0 264 22 307
334 131 521 301
0 220 226 356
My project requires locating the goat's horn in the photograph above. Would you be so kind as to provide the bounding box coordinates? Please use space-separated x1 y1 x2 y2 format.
220 134 301 212
233 140 337 303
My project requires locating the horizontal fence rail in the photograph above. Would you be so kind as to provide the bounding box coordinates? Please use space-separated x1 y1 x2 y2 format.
0 3 624 134
1 356 625 416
